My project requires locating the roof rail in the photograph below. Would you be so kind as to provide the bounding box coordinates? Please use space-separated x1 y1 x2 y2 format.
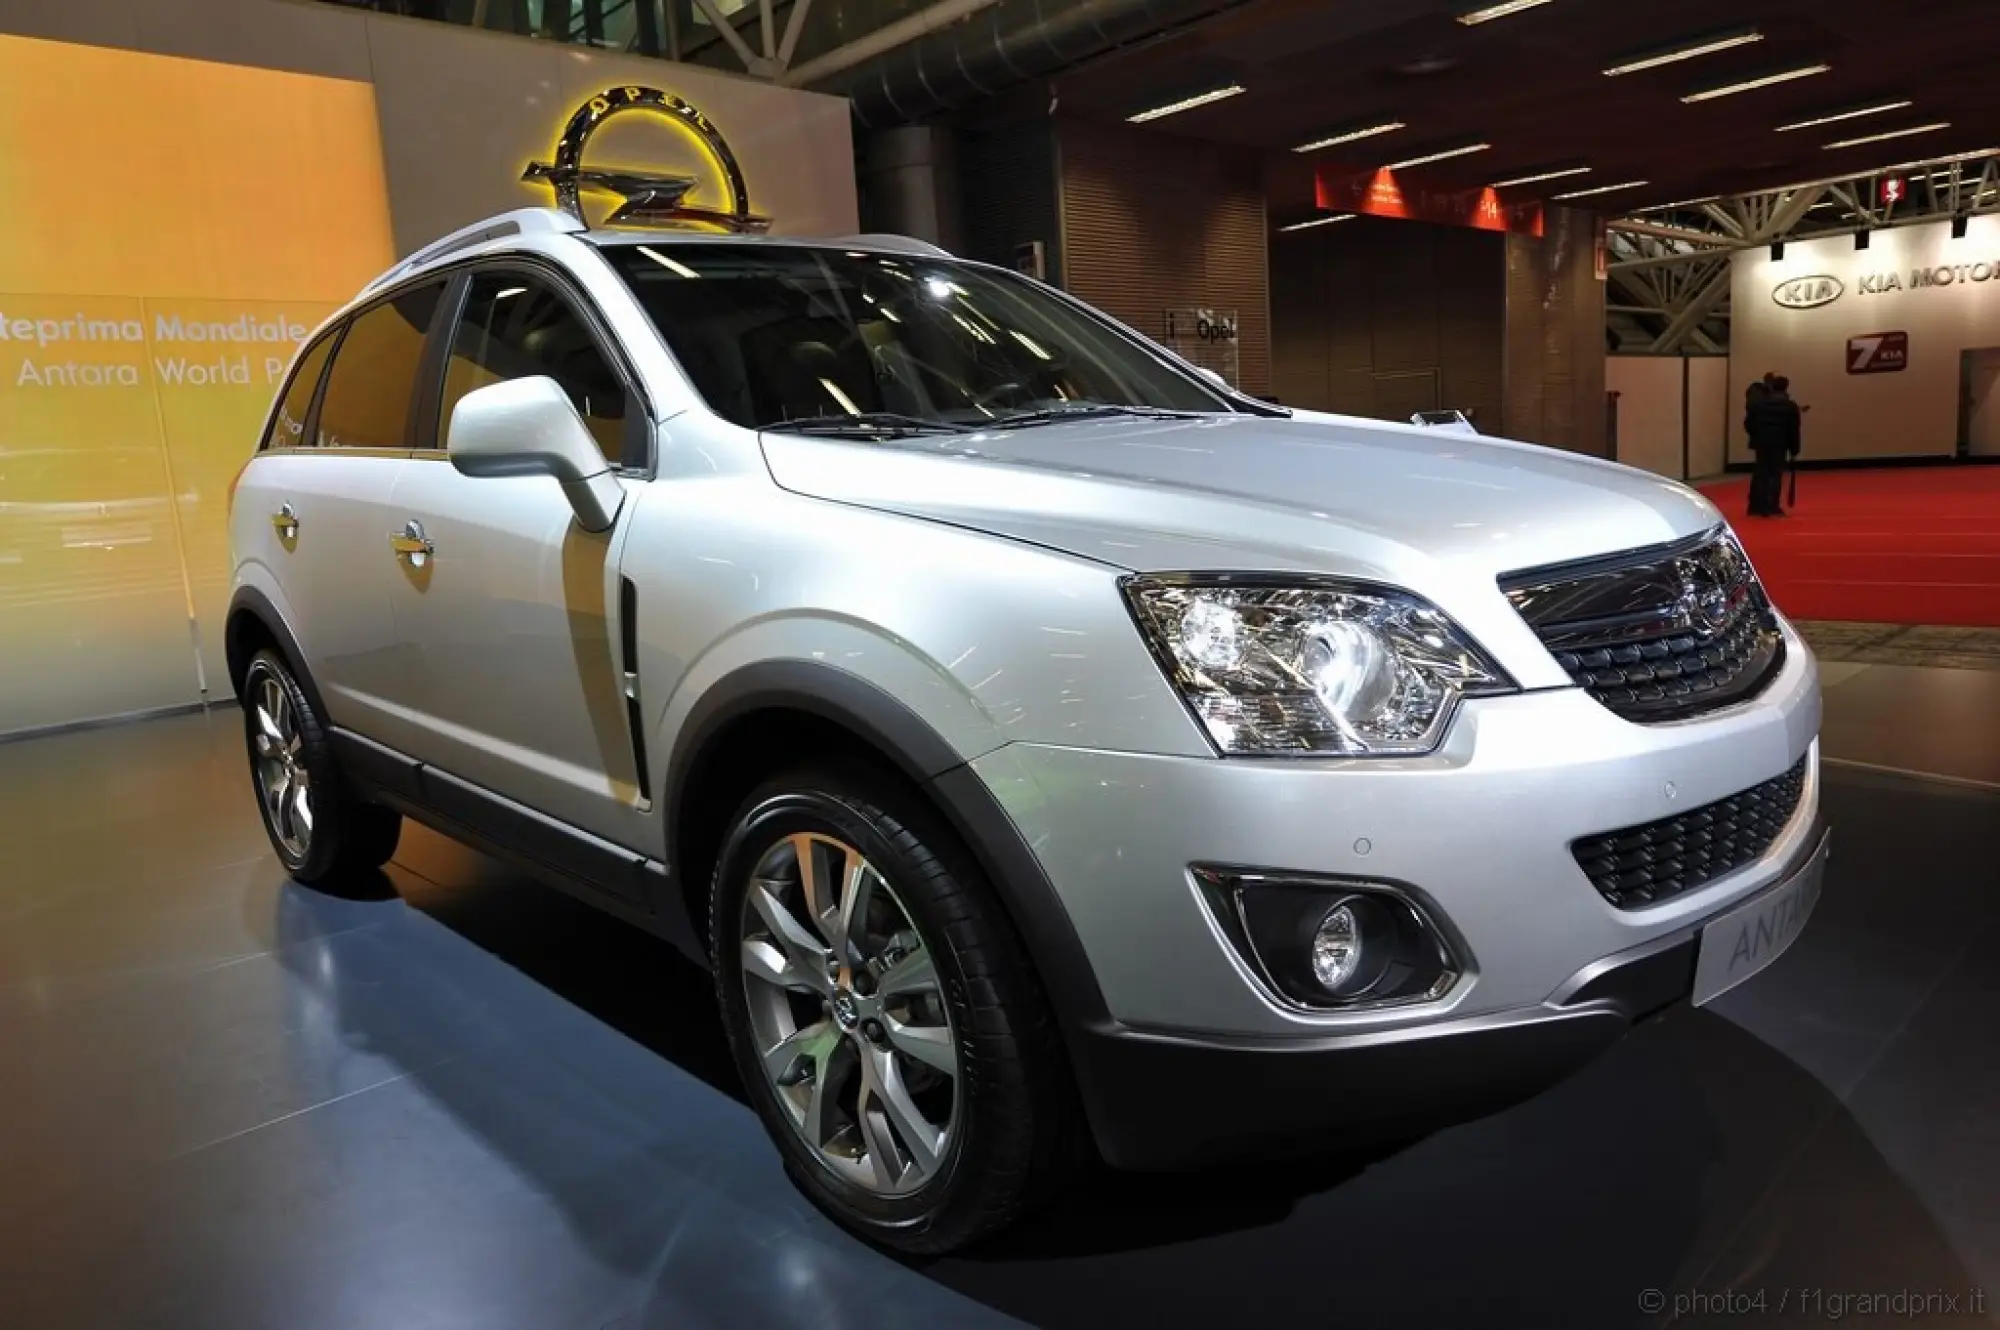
360 208 586 295
835 233 953 258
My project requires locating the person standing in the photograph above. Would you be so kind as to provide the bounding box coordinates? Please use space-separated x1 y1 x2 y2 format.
1746 375 1801 516
1743 371 1776 433
1745 371 1774 417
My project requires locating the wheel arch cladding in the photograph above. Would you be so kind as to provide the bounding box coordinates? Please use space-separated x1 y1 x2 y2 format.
225 586 328 720
663 659 1114 1032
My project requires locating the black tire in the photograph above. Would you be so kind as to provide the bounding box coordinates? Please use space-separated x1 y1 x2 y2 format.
710 763 1078 1254
241 649 401 888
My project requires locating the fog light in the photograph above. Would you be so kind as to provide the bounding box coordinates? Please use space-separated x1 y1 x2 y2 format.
1311 903 1362 990
1193 867 1464 1011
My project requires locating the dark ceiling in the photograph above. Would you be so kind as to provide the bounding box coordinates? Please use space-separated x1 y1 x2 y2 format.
1040 0 2000 221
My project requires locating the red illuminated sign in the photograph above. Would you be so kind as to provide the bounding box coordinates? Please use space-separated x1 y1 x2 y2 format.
1847 330 1909 374
1880 176 1906 207
1315 168 1545 236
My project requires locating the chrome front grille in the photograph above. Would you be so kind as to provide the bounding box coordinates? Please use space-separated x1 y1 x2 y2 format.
1499 527 1785 724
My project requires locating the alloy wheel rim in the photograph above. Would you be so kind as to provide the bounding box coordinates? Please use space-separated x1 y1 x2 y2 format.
250 671 314 862
739 831 959 1198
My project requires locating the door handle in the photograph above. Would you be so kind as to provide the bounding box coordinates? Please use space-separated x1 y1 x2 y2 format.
270 504 298 539
389 519 434 565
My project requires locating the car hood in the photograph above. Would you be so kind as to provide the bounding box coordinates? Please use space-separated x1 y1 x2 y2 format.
759 410 1722 585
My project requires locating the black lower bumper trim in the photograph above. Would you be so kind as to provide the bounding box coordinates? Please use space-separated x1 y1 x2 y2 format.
1069 935 1697 1172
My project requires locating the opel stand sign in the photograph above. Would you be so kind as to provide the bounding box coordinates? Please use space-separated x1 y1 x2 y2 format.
523 85 771 233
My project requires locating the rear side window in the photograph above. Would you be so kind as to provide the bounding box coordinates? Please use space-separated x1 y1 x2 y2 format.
315 281 447 450
260 334 334 451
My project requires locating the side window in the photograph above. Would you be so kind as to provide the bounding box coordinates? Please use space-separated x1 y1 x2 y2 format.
260 333 334 451
439 271 627 462
315 281 446 450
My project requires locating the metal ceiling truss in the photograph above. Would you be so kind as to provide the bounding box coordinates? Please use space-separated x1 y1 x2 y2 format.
1605 151 2000 351
670 0 1009 84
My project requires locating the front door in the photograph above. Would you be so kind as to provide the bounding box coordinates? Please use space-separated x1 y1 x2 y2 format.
385 268 645 857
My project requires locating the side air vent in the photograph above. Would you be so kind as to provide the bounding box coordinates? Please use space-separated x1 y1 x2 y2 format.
619 576 652 809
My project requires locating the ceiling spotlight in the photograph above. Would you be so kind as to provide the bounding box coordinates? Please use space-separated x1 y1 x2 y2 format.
1855 229 1871 251
1603 29 1763 77
1681 64 1831 103
1127 84 1246 123
1384 142 1493 170
1771 241 1785 260
1293 121 1407 153
1278 213 1358 232
1953 215 1970 239
1456 0 1553 23
1491 165 1592 188
1551 179 1649 200
1776 100 1914 132
1823 121 1951 151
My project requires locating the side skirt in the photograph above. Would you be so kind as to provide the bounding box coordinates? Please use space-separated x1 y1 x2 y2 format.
329 727 704 964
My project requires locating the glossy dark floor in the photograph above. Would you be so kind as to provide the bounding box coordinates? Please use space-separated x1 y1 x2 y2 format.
2 707 1997 1330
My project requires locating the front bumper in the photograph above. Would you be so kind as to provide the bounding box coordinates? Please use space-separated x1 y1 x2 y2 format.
970 621 1820 1038
965 619 1821 1167
1074 820 1828 1169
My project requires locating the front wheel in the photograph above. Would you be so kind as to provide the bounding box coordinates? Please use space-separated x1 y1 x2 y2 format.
242 650 401 887
710 766 1077 1254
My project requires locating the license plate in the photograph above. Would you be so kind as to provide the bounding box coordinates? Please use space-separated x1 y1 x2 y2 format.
1692 841 1826 1006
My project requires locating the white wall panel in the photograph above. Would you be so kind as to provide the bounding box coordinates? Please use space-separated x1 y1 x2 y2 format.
1688 355 1729 480
1607 356 1683 479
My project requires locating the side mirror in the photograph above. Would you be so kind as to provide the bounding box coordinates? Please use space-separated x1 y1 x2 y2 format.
446 376 625 533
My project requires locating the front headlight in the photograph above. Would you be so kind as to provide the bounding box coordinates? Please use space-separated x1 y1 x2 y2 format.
1123 574 1515 757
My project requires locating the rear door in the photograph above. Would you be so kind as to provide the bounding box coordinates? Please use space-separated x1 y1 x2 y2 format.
384 265 649 863
240 281 447 750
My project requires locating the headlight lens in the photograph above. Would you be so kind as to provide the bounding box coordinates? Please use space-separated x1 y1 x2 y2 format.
1123 575 1515 756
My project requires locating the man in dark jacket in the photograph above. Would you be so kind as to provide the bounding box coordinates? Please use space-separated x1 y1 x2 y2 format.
1746 375 1801 516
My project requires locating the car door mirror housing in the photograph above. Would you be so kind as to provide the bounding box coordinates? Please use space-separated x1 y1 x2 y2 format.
445 376 625 533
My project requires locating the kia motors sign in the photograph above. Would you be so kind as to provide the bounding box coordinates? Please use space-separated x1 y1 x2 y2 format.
1847 330 1909 374
1773 274 1844 309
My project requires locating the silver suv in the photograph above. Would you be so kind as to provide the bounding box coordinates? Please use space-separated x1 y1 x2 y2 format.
227 207 1827 1253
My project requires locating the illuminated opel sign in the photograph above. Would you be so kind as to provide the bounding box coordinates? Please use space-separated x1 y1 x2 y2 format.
523 85 771 233
1772 274 1844 309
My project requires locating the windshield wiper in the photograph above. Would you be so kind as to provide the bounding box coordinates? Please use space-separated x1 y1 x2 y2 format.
768 412 975 438
987 403 1203 429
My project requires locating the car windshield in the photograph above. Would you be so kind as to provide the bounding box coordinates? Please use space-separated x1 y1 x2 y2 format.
596 241 1235 435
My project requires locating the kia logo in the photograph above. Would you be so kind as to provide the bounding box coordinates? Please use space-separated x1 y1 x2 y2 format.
1772 275 1844 309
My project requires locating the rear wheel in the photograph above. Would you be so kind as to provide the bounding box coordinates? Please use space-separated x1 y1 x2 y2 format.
242 649 401 887
710 765 1077 1254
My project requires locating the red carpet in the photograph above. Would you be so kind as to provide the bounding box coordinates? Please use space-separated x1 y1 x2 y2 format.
1697 467 2000 627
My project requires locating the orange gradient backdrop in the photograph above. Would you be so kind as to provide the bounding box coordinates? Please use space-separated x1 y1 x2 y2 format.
0 34 396 734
